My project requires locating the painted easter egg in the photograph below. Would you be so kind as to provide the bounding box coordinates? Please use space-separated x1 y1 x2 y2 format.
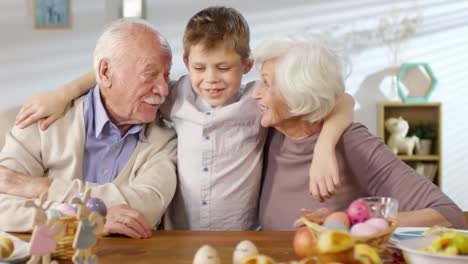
86 197 107 217
350 222 380 237
322 221 348 232
365 217 389 232
347 199 371 225
0 235 14 258
324 212 350 229
46 208 63 219
56 203 76 216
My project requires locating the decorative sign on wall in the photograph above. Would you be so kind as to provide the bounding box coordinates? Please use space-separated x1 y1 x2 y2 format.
396 62 438 103
35 0 71 29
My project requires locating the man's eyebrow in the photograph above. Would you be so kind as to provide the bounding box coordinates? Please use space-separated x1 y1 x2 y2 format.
141 62 161 71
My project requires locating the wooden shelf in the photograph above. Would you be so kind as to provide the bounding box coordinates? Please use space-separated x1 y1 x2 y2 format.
398 155 440 161
379 102 442 187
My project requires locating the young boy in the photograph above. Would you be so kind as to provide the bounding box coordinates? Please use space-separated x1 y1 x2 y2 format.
15 7 354 230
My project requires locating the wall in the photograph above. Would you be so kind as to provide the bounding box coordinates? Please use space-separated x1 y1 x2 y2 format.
0 0 467 209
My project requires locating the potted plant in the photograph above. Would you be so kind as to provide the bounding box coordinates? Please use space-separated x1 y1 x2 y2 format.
408 123 437 155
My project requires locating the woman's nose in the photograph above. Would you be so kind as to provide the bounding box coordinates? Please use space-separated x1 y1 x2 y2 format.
252 83 263 99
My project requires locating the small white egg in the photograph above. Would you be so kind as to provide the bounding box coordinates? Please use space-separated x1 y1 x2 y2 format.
233 240 259 264
193 245 221 264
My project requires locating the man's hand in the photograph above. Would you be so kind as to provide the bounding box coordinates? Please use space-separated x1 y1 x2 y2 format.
0 165 51 198
103 204 153 239
309 142 340 202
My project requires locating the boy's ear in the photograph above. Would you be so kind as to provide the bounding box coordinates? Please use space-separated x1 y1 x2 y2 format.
243 58 254 74
98 59 112 88
183 56 189 69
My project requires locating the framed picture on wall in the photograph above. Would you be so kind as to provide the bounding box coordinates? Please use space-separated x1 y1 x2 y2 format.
35 0 71 29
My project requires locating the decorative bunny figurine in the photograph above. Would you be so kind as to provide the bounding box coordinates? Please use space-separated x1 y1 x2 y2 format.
385 117 420 156
27 217 65 264
25 192 65 264
24 192 48 227
72 188 105 264
71 189 92 220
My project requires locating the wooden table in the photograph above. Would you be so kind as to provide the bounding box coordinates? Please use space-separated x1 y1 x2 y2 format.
96 231 294 263
14 212 468 263
15 230 399 264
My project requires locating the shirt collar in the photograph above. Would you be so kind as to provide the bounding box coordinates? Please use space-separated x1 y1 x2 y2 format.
92 85 146 141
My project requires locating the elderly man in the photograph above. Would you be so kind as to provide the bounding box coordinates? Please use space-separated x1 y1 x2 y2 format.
0 18 177 239
252 34 466 230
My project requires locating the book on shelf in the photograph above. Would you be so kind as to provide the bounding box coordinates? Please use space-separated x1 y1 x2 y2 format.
415 162 438 182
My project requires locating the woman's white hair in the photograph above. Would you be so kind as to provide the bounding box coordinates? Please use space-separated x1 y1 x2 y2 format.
252 34 349 123
93 18 171 81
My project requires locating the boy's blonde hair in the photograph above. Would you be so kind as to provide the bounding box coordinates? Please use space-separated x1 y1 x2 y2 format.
183 6 250 61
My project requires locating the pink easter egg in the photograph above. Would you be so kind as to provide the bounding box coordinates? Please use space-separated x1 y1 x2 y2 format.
347 199 371 225
56 203 76 216
350 222 380 237
365 217 389 232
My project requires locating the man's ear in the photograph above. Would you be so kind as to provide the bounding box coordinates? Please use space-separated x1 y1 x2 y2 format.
243 58 254 74
183 56 189 70
98 59 112 88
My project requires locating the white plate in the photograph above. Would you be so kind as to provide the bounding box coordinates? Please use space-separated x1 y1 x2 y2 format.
0 232 30 263
392 227 429 240
392 227 468 241
398 235 468 264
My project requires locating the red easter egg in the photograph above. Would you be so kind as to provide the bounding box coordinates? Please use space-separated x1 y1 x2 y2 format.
347 199 371 225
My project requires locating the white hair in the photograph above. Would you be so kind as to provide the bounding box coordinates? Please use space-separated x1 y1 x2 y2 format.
93 18 171 81
252 34 349 123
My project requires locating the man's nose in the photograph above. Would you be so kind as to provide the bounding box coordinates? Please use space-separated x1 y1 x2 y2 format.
153 77 169 97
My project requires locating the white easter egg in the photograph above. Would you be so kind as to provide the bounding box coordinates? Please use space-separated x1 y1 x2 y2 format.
233 240 259 264
193 245 221 264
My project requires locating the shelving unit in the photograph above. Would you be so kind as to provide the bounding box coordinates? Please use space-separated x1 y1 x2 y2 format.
378 102 442 187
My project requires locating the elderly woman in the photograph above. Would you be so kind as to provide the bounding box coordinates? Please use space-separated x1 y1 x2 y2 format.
252 35 466 230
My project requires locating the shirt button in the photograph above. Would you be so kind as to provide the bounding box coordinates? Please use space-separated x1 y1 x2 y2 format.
205 135 210 140
103 169 109 175
205 112 211 116
202 201 207 205
203 167 208 172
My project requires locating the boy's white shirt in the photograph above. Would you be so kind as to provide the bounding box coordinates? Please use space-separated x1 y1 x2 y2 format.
162 74 268 230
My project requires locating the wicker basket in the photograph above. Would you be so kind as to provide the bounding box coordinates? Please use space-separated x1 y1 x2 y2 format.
303 218 399 253
51 216 98 260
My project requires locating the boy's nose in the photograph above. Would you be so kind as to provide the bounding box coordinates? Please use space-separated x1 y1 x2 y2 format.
206 69 219 82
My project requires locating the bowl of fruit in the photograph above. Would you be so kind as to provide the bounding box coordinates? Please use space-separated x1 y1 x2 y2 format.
398 229 468 264
299 197 399 253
